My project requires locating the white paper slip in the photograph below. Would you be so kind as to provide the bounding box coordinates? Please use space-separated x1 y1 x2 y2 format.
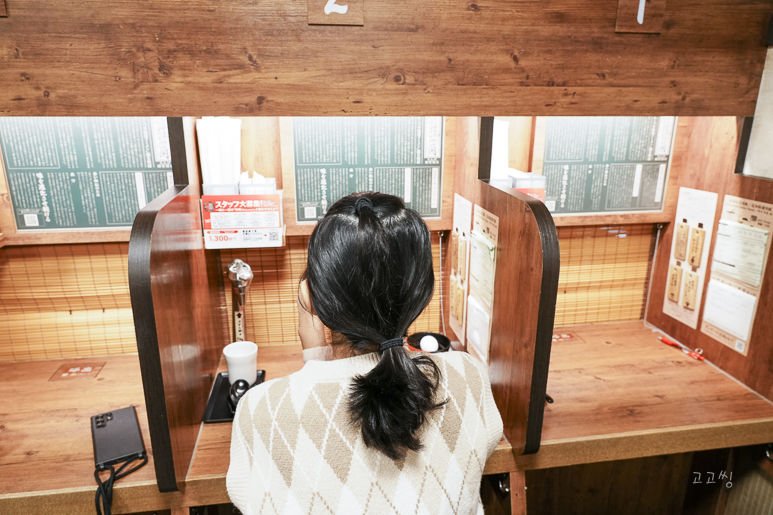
712 220 769 287
468 234 496 311
702 279 757 342
466 295 491 363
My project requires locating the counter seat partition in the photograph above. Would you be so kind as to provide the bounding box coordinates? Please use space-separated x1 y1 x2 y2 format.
3 322 773 514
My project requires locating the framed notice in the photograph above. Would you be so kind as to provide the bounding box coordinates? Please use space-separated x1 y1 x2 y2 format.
0 117 173 230
534 116 676 215
292 117 444 222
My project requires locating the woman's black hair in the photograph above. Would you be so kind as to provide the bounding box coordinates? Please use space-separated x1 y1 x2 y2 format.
303 192 444 461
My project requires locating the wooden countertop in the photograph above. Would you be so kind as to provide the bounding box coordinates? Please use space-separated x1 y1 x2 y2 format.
3 321 773 514
518 322 773 470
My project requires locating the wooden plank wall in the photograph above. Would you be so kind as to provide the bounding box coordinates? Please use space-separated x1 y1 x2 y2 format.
646 116 773 403
0 0 770 117
525 453 694 515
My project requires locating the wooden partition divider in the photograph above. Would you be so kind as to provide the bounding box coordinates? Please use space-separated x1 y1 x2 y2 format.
454 117 560 455
128 119 229 491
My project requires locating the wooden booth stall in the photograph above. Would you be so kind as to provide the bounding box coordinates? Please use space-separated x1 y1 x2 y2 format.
2 1 773 515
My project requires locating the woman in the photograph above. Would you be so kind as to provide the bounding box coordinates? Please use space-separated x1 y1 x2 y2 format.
228 192 503 515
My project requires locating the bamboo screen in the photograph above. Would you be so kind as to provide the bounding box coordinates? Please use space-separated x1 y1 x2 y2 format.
221 234 443 346
0 237 443 362
554 224 656 326
0 243 135 362
0 224 654 363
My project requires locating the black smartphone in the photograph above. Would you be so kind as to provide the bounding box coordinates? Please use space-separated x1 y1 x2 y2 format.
91 406 146 470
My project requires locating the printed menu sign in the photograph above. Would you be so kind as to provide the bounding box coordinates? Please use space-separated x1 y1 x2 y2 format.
201 194 283 249
292 117 444 222
539 116 675 215
0 117 173 230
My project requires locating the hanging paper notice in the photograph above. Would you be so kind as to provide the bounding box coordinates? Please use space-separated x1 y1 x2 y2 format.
449 193 473 344
712 220 768 287
466 204 499 363
700 195 773 355
662 187 718 329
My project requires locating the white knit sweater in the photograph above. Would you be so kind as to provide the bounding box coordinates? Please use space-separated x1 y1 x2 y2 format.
227 350 504 515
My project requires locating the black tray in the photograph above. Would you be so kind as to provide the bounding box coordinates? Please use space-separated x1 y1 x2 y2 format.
202 370 265 423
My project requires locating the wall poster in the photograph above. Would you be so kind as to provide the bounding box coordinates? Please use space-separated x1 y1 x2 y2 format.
534 116 676 215
0 117 173 230
662 187 718 329
292 117 444 222
700 195 773 355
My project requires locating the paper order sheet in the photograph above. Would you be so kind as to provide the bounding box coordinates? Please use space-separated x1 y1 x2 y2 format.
712 220 769 287
702 279 757 342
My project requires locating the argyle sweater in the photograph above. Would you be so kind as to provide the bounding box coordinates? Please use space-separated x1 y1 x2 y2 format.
227 350 503 515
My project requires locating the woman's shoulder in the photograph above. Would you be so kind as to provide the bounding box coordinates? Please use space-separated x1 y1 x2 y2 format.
236 362 348 418
237 375 288 410
429 350 489 395
431 349 486 373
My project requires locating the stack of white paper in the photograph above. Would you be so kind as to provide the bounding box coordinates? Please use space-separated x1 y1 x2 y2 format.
197 117 242 185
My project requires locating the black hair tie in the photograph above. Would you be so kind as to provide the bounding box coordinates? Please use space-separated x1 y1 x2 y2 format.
354 196 373 215
380 337 404 352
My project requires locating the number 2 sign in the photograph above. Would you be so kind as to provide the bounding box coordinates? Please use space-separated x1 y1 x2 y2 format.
308 0 363 25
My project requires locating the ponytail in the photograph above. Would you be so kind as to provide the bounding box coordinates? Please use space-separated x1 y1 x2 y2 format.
304 192 443 461
349 342 444 461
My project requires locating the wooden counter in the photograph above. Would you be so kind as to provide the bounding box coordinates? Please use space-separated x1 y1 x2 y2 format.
3 321 773 514
518 322 773 470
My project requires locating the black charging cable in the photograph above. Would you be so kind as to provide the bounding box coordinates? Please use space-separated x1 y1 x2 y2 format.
94 453 148 515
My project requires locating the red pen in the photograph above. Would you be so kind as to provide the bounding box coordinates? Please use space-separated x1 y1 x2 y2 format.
660 336 705 361
660 336 681 349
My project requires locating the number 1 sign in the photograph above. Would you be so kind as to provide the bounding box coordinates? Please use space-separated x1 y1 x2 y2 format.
308 0 363 25
615 0 666 33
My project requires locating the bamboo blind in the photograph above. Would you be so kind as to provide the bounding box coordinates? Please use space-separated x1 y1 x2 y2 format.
554 224 656 326
0 223 652 363
221 234 444 346
0 237 443 363
0 243 135 362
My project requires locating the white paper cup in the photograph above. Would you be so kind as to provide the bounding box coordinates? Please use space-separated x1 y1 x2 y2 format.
223 341 258 385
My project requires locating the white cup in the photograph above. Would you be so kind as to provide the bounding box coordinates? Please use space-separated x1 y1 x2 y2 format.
223 341 258 385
